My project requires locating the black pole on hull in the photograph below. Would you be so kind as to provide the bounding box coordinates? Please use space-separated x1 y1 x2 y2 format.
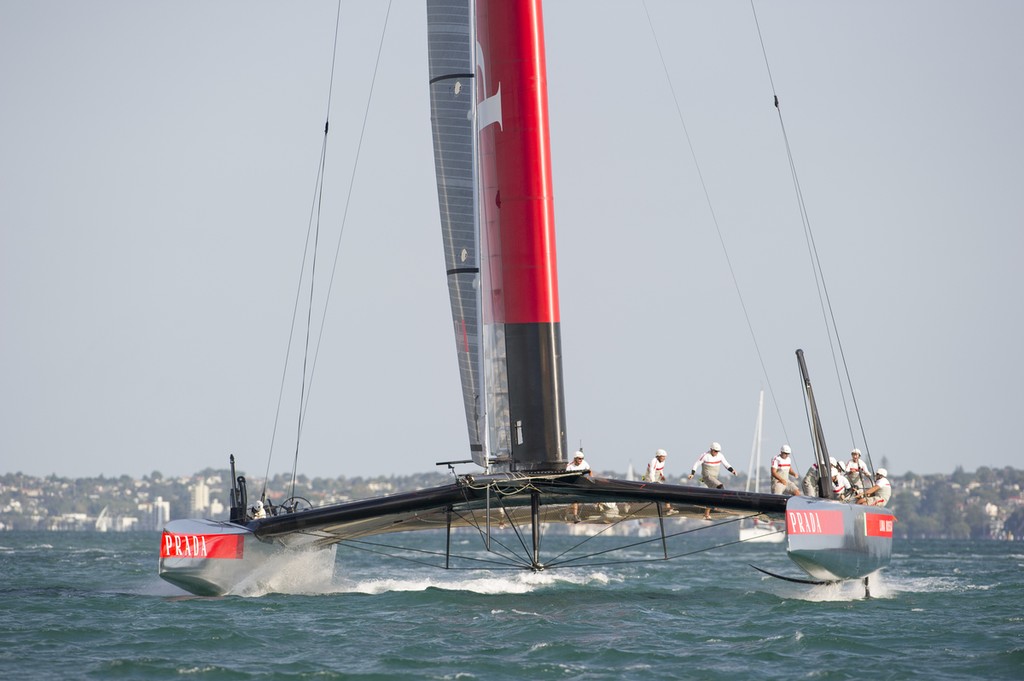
797 350 834 499
228 455 247 523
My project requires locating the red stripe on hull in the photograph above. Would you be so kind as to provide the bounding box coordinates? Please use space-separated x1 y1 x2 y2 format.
865 512 895 537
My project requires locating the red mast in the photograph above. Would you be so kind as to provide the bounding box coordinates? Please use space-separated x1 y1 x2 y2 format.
476 0 566 470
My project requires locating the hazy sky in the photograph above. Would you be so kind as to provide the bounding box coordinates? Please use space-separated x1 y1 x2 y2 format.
2 1 1021 483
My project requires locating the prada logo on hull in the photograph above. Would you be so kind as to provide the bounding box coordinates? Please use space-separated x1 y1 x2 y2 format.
786 509 844 535
160 532 244 560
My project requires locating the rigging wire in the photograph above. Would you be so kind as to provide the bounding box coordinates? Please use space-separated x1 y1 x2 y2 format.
294 0 396 460
749 0 874 471
261 0 396 503
262 0 344 504
332 510 768 573
544 502 664 564
341 536 533 570
641 1 791 446
461 496 543 567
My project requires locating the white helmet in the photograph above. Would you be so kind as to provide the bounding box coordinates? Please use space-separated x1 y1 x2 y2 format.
780 445 791 454
655 448 667 457
851 448 861 456
876 468 888 477
710 442 721 452
829 457 838 467
573 450 585 459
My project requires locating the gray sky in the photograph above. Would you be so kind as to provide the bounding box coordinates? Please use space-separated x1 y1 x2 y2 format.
2 1 1021 482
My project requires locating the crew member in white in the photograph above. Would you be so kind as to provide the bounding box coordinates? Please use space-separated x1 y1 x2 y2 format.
687 442 737 520
845 448 870 490
565 451 591 522
802 463 821 497
644 449 668 482
831 466 854 502
770 445 801 495
802 457 842 497
642 449 674 514
856 468 892 507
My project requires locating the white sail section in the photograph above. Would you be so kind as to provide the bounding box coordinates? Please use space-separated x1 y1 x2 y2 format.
427 0 487 466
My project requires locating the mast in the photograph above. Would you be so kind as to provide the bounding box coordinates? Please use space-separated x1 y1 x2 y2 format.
428 0 566 472
475 0 567 472
797 349 834 498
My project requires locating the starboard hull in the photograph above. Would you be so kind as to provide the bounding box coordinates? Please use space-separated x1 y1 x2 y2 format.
784 496 894 581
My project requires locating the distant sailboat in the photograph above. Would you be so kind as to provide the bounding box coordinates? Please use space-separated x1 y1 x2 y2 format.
740 391 785 543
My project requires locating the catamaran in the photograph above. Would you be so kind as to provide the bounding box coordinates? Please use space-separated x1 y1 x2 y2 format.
159 0 893 598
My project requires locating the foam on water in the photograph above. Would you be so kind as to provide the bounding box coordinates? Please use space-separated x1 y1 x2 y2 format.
335 566 615 596
754 570 892 602
228 546 338 597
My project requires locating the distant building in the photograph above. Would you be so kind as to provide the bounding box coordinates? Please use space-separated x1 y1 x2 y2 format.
137 496 171 531
190 480 210 515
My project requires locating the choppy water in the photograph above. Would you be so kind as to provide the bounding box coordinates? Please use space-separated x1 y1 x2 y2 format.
1 531 1021 680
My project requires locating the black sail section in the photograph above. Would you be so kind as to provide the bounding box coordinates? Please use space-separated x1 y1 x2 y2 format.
505 322 566 472
426 0 485 464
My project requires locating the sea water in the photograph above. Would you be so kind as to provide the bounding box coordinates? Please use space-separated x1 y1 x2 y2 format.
1 531 1021 680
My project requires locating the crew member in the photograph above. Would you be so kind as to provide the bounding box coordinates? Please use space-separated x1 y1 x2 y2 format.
643 449 674 514
845 448 870 490
566 451 591 522
687 442 737 519
856 468 892 507
644 449 668 483
770 445 801 495
831 465 854 502
802 463 821 497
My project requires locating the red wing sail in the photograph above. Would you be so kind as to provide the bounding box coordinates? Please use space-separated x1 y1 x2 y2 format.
475 0 567 471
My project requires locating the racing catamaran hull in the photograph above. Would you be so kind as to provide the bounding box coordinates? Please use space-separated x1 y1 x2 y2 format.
159 518 335 597
785 496 894 581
